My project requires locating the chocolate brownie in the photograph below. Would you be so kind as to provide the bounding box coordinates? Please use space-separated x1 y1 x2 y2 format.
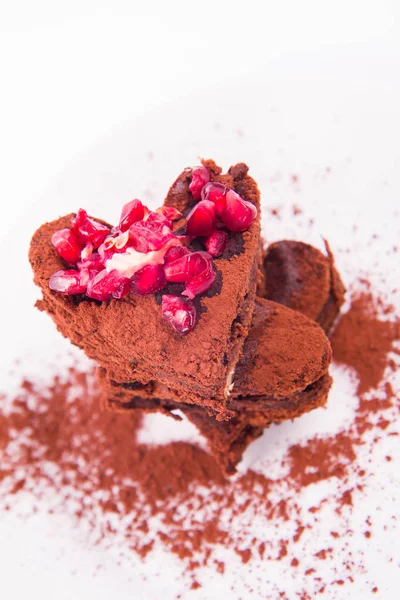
260 240 345 333
29 161 262 415
29 158 342 475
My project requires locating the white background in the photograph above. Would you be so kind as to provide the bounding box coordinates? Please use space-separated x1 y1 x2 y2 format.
1 0 400 229
1 2 400 600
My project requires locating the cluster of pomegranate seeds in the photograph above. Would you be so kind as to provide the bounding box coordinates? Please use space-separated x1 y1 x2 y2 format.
49 164 256 335
190 179 258 234
71 208 110 248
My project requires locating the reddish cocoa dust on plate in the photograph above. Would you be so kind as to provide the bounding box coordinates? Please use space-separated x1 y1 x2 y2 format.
0 286 399 597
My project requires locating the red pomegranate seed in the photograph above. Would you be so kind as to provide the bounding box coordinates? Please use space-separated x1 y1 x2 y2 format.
144 212 172 228
51 229 82 265
220 189 257 232
189 166 210 200
86 269 129 301
186 200 216 237
119 199 145 232
161 295 197 335
130 264 167 295
71 209 110 249
157 206 182 223
112 279 131 299
204 230 228 257
78 254 105 287
201 182 227 215
182 261 216 299
164 245 190 265
164 251 212 282
78 253 104 271
129 215 175 253
49 270 87 295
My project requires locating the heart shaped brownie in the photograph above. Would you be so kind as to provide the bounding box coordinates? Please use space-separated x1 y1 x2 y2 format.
29 160 261 415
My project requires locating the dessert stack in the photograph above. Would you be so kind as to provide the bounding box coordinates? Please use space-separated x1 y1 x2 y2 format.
29 160 344 473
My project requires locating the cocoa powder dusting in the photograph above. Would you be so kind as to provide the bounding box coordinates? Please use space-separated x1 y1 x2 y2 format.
331 290 400 393
0 288 399 597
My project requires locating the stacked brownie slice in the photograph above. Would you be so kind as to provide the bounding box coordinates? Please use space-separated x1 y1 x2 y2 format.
29 160 345 474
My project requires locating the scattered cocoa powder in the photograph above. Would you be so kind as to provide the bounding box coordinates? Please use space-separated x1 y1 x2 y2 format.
0 287 399 597
331 290 400 394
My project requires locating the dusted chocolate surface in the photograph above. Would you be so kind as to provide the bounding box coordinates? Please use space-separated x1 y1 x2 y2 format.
231 298 331 399
29 161 261 414
261 240 345 333
101 298 331 407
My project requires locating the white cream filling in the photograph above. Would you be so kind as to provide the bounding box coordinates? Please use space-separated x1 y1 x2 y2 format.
224 366 236 399
105 238 181 279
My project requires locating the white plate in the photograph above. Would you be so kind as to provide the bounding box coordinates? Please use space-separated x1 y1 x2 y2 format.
1 50 399 599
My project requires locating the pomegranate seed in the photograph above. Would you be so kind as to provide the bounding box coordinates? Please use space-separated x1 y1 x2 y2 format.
201 182 227 215
129 215 175 253
112 279 131 299
204 230 228 257
186 200 216 237
78 253 105 287
119 199 145 232
86 269 129 301
71 209 110 249
220 189 257 232
144 211 175 230
49 270 86 295
164 245 190 265
71 208 87 232
164 251 212 282
182 261 216 299
51 229 82 265
130 264 167 295
189 166 210 200
78 253 104 272
161 295 197 335
157 206 182 222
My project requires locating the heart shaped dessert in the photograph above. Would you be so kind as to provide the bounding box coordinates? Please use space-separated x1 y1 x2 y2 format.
29 160 261 415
